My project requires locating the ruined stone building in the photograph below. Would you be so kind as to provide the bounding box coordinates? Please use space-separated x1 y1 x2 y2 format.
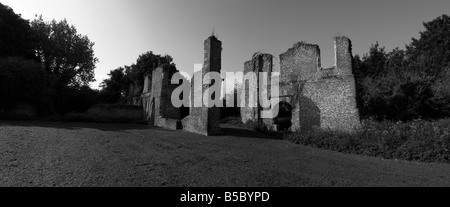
138 34 360 136
141 64 181 130
241 36 361 133
181 36 222 136
126 80 144 106
241 53 274 127
140 35 222 136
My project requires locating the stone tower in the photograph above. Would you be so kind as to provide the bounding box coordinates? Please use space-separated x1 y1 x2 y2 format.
182 35 222 136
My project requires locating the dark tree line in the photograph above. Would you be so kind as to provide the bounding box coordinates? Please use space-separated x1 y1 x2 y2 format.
353 14 450 121
0 3 99 115
100 51 177 104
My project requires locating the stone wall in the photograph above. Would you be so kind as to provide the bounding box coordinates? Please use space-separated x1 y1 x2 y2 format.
142 64 180 130
277 36 360 133
127 80 144 106
139 35 223 136
182 35 222 136
280 42 321 83
137 34 359 135
295 76 360 132
241 53 273 126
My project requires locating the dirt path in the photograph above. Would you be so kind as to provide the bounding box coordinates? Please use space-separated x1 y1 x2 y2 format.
1 120 450 187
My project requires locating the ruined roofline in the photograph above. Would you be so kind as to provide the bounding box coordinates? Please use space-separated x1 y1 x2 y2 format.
278 36 352 71
279 41 320 63
207 35 219 41
333 34 350 41
333 35 353 76
143 63 179 76
292 41 318 48
251 52 273 60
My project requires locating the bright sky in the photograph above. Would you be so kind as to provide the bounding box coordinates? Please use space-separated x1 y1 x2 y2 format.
2 0 450 89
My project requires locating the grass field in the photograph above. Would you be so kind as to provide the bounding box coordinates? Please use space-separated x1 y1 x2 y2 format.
1 120 450 186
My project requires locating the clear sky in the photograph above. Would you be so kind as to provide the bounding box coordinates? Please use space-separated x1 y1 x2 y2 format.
2 0 450 89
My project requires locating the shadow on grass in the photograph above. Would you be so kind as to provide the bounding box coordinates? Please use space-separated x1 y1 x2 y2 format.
0 120 283 139
219 124 282 140
0 120 175 133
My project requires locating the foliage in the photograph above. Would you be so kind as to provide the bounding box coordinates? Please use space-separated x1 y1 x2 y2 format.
31 15 98 88
99 67 127 103
0 57 54 115
286 119 450 164
407 14 450 73
353 14 450 121
0 3 35 59
62 112 142 123
127 51 174 83
101 51 177 103
62 104 144 124
53 85 102 115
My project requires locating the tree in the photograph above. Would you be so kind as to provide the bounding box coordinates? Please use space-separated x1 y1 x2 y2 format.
0 3 35 59
0 57 54 115
361 42 388 78
404 14 450 118
100 67 127 103
31 15 98 88
120 52 176 102
130 51 174 82
354 33 450 120
407 14 450 75
352 43 389 118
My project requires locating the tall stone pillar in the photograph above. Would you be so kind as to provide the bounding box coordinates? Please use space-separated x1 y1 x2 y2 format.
241 53 273 126
334 36 353 76
182 35 222 136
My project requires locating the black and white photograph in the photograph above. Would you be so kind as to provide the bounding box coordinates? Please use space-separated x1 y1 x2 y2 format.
1 0 450 198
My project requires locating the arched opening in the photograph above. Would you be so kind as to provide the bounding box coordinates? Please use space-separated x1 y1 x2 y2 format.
148 98 156 125
274 101 293 131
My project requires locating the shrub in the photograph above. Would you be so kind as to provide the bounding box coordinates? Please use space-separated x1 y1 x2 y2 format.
54 86 103 115
222 116 282 138
0 57 54 116
62 104 145 124
286 119 450 164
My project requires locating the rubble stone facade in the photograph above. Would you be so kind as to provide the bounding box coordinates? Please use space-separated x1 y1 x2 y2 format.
138 35 360 136
181 36 222 136
241 36 360 133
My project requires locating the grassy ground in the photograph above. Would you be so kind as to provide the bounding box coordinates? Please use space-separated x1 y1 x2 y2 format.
5 114 450 165
1 120 450 186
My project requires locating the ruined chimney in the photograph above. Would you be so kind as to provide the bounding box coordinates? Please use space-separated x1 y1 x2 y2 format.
334 36 353 76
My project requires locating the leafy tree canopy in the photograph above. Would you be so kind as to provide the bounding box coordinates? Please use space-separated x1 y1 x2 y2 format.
407 14 450 74
31 15 98 88
0 3 35 59
354 14 450 121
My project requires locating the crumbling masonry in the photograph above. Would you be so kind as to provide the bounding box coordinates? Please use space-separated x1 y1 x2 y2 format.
181 36 222 136
241 36 361 132
241 53 274 128
137 35 360 136
139 35 222 136
126 80 143 106
142 64 181 130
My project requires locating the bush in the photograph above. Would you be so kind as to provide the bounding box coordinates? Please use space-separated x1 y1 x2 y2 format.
222 116 282 137
286 119 450 164
222 117 259 130
62 112 143 124
62 104 144 124
0 57 54 116
54 86 103 115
